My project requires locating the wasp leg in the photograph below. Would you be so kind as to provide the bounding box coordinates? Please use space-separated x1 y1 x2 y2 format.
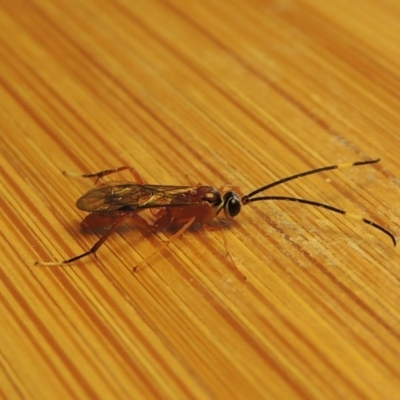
133 216 196 271
35 213 152 266
80 166 145 184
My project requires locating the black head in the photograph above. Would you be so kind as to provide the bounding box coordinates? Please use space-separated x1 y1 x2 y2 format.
221 191 241 219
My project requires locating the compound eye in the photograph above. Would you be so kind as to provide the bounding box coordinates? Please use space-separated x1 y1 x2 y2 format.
223 192 241 218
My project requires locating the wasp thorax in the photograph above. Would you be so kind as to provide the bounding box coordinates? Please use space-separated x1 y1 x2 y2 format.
202 188 221 204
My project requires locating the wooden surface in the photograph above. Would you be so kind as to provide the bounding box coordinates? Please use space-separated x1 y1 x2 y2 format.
1 0 400 399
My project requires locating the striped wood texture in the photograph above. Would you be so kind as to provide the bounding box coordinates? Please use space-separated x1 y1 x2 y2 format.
1 0 400 399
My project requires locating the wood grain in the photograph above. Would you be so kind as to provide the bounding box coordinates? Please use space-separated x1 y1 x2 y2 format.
1 0 400 399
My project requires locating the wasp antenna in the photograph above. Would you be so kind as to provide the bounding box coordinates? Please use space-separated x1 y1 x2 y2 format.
35 259 70 266
345 213 396 247
242 195 396 246
244 159 381 199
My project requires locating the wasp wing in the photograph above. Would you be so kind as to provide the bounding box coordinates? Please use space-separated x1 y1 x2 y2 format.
76 182 200 212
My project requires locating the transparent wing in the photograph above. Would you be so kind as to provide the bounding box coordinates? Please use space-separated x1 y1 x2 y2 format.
76 182 199 212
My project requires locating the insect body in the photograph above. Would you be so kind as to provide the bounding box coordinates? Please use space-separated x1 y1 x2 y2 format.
77 183 240 223
35 159 396 266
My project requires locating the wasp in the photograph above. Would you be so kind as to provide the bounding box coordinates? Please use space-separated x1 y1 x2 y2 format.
35 158 396 266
